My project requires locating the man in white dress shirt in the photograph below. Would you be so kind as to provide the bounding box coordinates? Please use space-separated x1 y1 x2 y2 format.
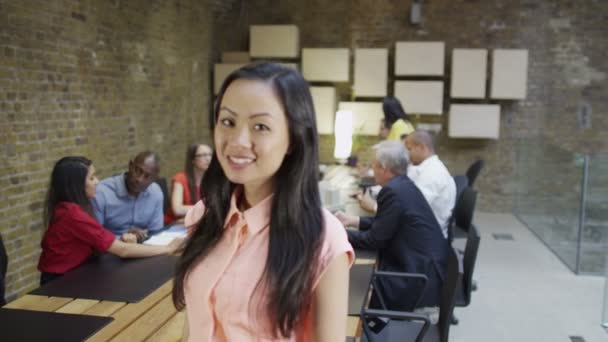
403 130 456 239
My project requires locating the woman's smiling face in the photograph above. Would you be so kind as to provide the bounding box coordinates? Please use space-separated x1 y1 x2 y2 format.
214 79 290 199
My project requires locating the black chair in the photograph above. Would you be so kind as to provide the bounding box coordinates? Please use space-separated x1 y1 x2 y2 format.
452 176 469 204
454 224 481 308
154 178 170 215
0 233 7 306
451 187 477 240
360 247 461 342
465 159 485 188
447 176 468 242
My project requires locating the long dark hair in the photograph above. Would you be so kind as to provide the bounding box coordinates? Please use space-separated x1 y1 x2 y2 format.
382 96 410 128
173 62 324 337
44 156 94 227
184 143 203 203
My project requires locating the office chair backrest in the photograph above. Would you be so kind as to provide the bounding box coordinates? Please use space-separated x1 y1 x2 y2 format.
465 159 485 188
453 187 477 233
462 224 481 305
447 175 469 241
453 175 469 204
438 247 461 342
154 178 170 215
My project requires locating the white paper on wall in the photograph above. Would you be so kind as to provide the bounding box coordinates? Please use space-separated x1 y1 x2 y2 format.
448 104 500 139
451 49 487 99
394 81 444 115
302 48 350 82
310 87 336 135
250 25 299 58
338 102 383 136
214 63 246 94
354 48 388 97
395 41 445 76
490 49 528 99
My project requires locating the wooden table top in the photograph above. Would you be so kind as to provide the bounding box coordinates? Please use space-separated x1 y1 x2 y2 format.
2 165 373 341
4 279 364 341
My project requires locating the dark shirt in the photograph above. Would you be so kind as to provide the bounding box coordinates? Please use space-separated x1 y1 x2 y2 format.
347 175 450 310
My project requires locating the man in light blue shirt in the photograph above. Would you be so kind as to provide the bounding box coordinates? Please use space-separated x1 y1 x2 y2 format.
93 151 164 241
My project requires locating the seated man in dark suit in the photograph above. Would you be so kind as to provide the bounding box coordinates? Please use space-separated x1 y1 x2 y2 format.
335 140 450 312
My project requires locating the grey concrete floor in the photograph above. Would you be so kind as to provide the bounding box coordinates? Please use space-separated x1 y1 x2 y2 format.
450 212 607 342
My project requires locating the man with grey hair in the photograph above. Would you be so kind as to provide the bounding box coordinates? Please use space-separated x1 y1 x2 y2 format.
359 131 456 240
335 140 449 312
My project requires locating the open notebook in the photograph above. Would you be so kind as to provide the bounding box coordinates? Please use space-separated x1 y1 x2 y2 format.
143 225 187 246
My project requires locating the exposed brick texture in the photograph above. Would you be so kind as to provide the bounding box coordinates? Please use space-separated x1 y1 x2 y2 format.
1 0 607 300
0 0 215 300
213 0 608 213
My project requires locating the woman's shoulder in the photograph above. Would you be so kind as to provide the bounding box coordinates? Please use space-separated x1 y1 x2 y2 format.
55 202 86 216
319 208 354 256
172 171 188 183
321 208 345 233
312 208 355 285
53 202 97 225
184 200 206 230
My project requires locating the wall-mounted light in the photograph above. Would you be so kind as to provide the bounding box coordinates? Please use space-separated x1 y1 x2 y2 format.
410 0 422 25
333 110 353 160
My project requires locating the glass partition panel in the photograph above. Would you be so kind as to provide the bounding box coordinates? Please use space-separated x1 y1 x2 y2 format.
603 260 608 330
581 154 608 274
514 139 584 272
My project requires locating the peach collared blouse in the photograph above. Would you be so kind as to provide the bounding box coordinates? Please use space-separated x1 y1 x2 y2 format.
183 189 354 341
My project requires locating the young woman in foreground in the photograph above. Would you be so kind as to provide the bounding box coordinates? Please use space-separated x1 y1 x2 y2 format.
173 62 354 341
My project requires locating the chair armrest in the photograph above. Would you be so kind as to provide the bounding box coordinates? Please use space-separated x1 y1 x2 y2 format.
361 308 431 342
369 271 428 309
372 271 428 281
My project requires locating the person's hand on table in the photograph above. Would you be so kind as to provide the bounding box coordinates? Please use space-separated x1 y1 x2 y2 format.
334 210 360 229
357 192 378 213
120 233 138 243
127 227 148 243
166 237 185 255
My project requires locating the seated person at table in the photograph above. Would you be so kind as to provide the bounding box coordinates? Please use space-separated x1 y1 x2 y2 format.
93 151 163 242
164 143 212 224
358 131 456 240
38 157 182 285
335 141 450 311
404 130 456 239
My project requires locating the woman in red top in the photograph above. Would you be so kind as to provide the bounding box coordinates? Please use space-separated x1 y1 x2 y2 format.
164 143 212 223
38 156 182 285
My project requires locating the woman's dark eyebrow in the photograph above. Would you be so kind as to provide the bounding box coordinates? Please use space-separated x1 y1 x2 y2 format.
219 106 238 116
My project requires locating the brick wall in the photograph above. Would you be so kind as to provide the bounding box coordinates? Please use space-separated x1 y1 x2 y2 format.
2 0 607 301
0 0 217 300
212 0 608 212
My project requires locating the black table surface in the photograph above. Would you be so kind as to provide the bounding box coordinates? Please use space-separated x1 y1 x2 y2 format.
0 308 113 342
31 253 178 303
349 263 375 316
348 248 378 316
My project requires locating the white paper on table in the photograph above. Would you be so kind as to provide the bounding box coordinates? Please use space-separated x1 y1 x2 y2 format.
143 231 186 246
